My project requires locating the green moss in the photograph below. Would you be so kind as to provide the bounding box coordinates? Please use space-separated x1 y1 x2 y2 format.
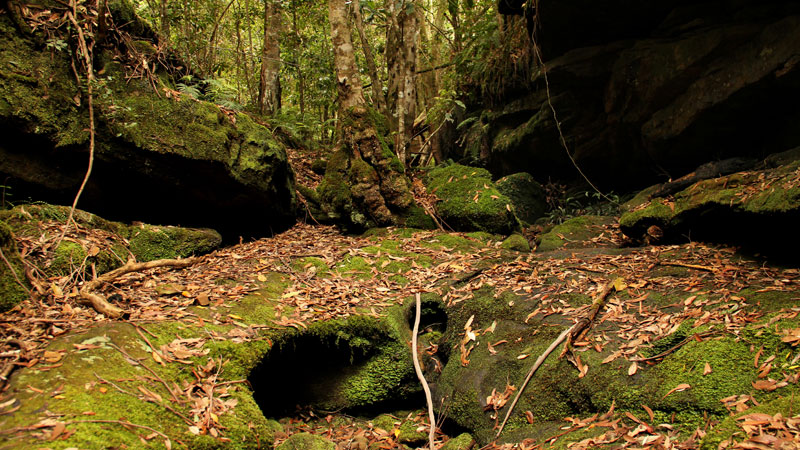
276 432 335 450
425 164 519 235
292 257 330 276
0 220 29 312
372 413 427 444
495 173 546 225
700 395 799 450
500 234 530 252
536 216 614 252
128 224 221 262
50 241 88 276
440 433 475 450
644 336 756 415
403 205 437 229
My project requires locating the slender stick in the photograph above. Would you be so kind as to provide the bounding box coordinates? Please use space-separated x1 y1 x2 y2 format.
412 293 437 450
495 324 574 439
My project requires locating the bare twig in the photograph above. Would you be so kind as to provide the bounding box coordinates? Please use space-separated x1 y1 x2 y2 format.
412 293 437 450
629 331 717 363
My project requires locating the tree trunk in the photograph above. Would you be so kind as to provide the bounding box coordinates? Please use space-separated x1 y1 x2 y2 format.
321 0 413 230
328 0 365 110
258 0 282 115
159 0 170 46
352 2 387 119
290 5 305 117
386 0 419 167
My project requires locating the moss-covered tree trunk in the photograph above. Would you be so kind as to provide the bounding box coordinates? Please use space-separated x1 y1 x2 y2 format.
319 0 413 230
386 0 419 166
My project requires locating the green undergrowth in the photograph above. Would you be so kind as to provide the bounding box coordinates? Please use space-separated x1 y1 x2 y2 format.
536 215 615 252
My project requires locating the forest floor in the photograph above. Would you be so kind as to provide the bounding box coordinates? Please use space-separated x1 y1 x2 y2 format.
1 211 799 449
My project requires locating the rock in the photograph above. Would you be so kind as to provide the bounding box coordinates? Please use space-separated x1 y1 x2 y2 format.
501 234 531 252
0 8 295 240
371 413 427 445
0 203 221 310
424 164 519 235
535 216 616 252
619 160 800 253
447 2 800 191
276 433 335 450
311 158 328 175
495 173 547 225
0 220 29 312
440 433 475 450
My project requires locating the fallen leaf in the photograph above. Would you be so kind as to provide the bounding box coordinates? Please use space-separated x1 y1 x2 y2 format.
662 383 691 399
628 362 638 376
703 362 712 375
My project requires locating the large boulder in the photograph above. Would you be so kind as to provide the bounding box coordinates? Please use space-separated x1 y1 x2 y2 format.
448 1 800 191
0 6 295 240
495 173 547 225
424 164 519 235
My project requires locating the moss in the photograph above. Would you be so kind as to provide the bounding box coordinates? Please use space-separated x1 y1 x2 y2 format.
500 234 530 252
50 240 88 276
128 224 221 262
495 173 547 225
292 257 330 276
276 433 335 450
644 336 756 415
403 205 437 229
372 413 427 444
536 216 614 252
425 164 519 235
699 395 800 450
0 220 29 312
440 433 475 450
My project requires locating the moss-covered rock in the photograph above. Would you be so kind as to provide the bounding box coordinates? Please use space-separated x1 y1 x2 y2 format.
495 173 546 225
276 433 335 450
424 164 519 235
440 433 475 450
0 9 295 240
0 220 29 312
0 204 221 281
535 215 616 252
127 223 221 262
619 161 800 251
501 233 531 252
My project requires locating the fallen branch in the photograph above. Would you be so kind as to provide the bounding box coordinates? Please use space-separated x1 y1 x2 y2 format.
496 279 619 439
79 257 200 319
412 293 437 450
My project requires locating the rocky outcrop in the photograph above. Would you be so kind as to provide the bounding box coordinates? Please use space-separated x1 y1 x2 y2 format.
0 5 296 240
619 158 800 254
495 173 547 225
0 204 222 312
451 1 800 190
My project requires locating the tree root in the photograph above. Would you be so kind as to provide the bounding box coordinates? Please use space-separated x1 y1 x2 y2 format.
79 257 201 319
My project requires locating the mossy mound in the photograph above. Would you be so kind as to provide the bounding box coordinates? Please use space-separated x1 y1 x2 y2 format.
276 433 335 450
619 161 800 251
535 215 616 252
424 164 519 235
249 307 419 415
0 220 29 312
501 233 531 252
0 9 295 239
0 204 220 304
495 173 546 225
